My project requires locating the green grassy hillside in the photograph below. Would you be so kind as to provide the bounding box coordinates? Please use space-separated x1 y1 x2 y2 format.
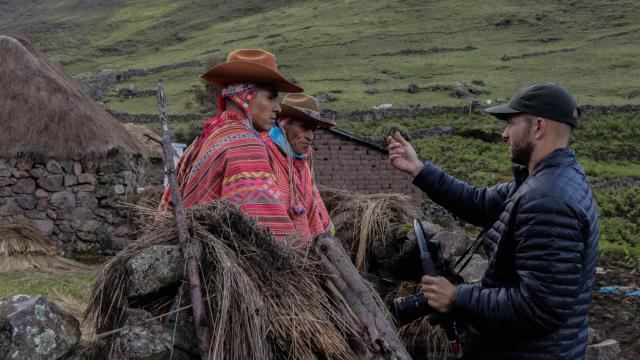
2 0 639 267
2 0 640 114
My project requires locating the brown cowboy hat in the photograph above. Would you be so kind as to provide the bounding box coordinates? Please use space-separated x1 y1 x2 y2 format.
279 94 336 128
201 49 303 93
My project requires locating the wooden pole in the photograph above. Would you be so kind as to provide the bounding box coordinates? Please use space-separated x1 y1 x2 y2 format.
314 234 411 360
156 80 211 359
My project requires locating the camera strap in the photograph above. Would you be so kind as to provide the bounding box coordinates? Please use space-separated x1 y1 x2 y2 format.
452 226 489 276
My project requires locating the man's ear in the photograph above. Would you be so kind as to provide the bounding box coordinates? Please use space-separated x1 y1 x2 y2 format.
534 117 546 139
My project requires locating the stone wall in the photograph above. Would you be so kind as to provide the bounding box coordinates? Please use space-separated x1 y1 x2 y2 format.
313 128 422 203
0 156 144 253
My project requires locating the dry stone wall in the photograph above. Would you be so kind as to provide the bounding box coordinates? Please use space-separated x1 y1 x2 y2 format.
0 156 144 253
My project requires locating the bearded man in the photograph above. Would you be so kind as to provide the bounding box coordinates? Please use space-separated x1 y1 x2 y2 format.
388 82 599 359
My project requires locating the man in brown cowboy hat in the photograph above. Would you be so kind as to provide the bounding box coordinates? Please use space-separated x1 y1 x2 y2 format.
159 49 302 239
261 94 336 246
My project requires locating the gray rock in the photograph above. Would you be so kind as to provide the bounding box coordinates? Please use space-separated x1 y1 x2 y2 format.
315 91 337 103
0 294 80 360
114 184 126 195
16 158 34 171
35 189 49 199
453 254 488 284
431 231 475 259
64 175 78 187
29 167 46 178
0 177 16 187
38 175 64 192
585 339 621 360
0 160 8 170
452 82 471 98
162 301 198 357
127 245 184 298
50 190 76 211
76 184 96 192
72 219 100 233
76 232 97 242
365 87 378 95
407 84 421 93
0 199 24 216
111 308 172 360
16 195 37 210
588 327 602 345
0 186 14 197
13 178 36 194
12 170 29 178
364 77 380 85
25 211 48 220
72 163 82 176
33 219 54 235
77 174 97 186
46 160 63 174
59 161 74 174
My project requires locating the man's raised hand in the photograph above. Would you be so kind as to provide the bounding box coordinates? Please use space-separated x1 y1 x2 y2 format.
387 132 424 177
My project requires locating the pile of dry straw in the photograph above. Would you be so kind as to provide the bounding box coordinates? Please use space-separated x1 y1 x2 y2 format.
85 201 361 359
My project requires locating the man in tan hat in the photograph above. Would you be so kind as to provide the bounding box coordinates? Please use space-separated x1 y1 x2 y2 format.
159 49 303 239
261 94 336 246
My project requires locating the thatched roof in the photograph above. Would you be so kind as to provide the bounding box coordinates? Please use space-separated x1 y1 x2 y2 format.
123 123 163 159
0 34 145 160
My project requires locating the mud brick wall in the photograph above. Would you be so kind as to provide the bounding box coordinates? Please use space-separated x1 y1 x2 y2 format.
313 129 423 203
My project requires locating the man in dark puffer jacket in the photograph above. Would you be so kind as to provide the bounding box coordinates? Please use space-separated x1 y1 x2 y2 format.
388 82 599 359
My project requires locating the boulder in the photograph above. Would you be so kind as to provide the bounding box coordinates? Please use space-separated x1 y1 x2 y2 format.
453 254 488 284
585 339 621 360
127 245 184 298
0 294 80 360
407 84 421 93
431 231 475 259
452 82 471 98
111 308 172 359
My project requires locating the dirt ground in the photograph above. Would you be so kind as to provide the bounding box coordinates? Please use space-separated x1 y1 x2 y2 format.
588 264 640 359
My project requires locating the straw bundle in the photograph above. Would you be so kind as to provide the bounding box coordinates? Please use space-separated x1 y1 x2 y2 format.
85 201 360 359
0 222 89 272
318 186 420 274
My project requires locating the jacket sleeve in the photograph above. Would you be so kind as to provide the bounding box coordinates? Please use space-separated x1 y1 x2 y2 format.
219 143 296 239
412 162 512 226
450 196 586 335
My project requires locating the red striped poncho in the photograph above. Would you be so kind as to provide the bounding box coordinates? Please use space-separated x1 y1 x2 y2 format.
159 110 295 239
262 135 332 246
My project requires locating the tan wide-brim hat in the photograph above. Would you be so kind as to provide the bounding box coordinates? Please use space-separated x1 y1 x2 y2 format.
279 94 336 128
201 49 303 93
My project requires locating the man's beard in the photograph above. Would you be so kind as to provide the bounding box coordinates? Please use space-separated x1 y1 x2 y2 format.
511 139 534 166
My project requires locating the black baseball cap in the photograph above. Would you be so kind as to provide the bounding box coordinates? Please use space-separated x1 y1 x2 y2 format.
485 82 580 128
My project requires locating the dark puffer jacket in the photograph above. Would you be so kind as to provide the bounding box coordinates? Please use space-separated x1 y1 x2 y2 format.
413 148 599 359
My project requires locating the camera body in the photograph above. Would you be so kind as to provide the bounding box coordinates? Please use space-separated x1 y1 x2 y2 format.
390 238 445 324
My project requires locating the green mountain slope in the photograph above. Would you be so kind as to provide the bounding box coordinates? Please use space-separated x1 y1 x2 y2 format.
2 0 640 114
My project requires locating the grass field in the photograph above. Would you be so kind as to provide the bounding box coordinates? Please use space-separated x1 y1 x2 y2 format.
2 0 640 114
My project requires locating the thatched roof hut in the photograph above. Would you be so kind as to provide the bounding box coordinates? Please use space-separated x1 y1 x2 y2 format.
0 34 148 253
0 34 145 160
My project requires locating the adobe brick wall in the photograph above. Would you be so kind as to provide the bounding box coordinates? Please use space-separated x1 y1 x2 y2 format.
313 129 423 203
